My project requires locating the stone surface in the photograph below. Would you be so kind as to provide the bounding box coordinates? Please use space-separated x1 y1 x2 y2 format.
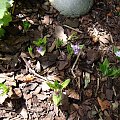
49 0 93 17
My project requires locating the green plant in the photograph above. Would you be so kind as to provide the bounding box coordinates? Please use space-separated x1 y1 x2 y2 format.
28 46 34 58
23 21 31 32
33 36 47 56
0 0 14 37
47 79 70 106
0 83 9 96
67 44 74 57
99 58 120 78
68 32 78 41
55 38 63 49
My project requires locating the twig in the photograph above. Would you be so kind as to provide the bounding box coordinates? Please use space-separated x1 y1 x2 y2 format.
71 50 82 78
63 24 82 33
20 53 48 81
95 77 100 97
112 86 116 96
94 105 103 120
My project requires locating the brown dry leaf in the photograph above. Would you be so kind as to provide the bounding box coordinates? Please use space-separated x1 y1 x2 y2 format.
84 89 92 98
97 97 110 111
68 89 80 100
116 7 120 12
107 12 113 17
46 75 62 82
15 74 35 82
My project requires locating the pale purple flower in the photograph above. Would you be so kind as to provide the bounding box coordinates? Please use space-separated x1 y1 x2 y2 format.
71 44 80 55
36 46 43 54
115 51 120 57
0 89 3 95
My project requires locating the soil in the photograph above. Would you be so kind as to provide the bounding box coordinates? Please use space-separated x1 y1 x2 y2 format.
0 0 120 120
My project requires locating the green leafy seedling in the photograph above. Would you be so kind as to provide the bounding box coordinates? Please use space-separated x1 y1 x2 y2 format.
67 44 74 58
0 0 14 37
55 38 63 49
33 36 47 47
28 46 34 58
33 37 47 56
99 58 110 76
23 21 31 32
68 32 78 41
47 79 70 106
0 83 9 96
99 58 120 78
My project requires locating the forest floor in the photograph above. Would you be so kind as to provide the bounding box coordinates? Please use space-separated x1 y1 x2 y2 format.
0 0 120 120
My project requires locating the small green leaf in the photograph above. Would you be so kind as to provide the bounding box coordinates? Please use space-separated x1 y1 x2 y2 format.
47 80 62 90
54 80 62 90
23 21 31 31
0 28 5 37
79 44 84 49
103 58 109 68
53 92 62 106
67 44 74 56
61 79 70 89
28 46 32 53
68 32 78 41
42 36 47 45
28 46 33 57
46 82 56 90
33 37 47 47
55 38 63 49
0 83 9 96
99 58 110 76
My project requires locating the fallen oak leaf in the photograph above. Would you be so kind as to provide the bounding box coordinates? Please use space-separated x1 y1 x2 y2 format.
97 97 110 111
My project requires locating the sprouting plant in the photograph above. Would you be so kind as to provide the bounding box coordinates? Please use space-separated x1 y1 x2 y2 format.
47 79 70 106
0 83 9 96
99 58 120 78
28 46 34 58
68 32 78 41
55 38 63 49
23 21 31 32
0 0 14 38
33 36 47 56
67 44 74 57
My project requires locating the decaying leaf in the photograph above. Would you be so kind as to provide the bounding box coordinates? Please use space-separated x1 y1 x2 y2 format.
84 72 90 88
97 97 110 111
0 94 8 104
15 74 35 82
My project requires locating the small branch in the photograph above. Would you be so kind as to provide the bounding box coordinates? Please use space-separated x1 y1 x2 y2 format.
20 53 48 81
63 24 82 33
71 50 82 78
95 78 100 97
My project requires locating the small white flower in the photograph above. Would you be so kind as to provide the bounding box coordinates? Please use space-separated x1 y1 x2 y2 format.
115 51 120 57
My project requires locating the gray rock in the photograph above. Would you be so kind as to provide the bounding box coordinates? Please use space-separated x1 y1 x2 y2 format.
49 0 93 17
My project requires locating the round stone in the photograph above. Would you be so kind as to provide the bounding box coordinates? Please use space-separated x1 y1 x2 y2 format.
49 0 93 17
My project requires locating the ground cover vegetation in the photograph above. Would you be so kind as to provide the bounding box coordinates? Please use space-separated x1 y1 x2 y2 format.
0 0 120 119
